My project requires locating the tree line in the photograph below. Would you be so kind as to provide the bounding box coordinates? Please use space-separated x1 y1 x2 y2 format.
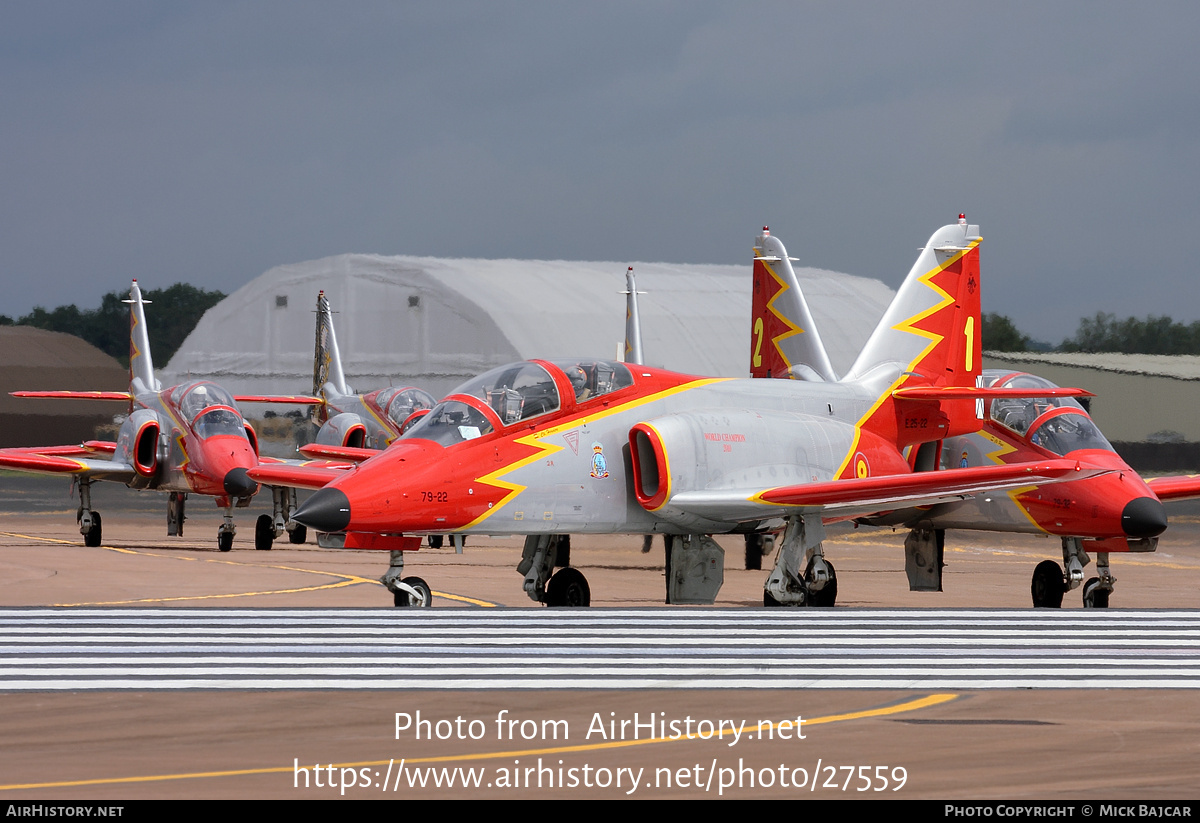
983 311 1200 354
1 283 226 367
2 288 1190 359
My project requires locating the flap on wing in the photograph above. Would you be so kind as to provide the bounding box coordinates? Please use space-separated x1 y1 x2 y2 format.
892 386 1094 400
298 443 379 462
247 463 351 489
1146 475 1200 502
668 459 1105 523
234 394 324 405
11 391 132 401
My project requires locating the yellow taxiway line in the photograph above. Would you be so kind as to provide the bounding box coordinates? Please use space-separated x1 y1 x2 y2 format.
0 531 497 607
0 694 958 791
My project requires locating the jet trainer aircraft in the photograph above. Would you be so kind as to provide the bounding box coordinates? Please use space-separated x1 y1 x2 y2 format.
749 221 1200 607
235 291 436 552
277 218 1108 607
303 291 436 450
0 281 264 551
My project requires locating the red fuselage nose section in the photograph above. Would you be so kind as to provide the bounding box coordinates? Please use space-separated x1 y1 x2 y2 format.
184 434 259 498
292 439 503 534
1015 450 1166 539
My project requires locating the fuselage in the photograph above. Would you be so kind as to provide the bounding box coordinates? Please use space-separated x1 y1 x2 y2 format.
869 370 1166 547
295 358 911 537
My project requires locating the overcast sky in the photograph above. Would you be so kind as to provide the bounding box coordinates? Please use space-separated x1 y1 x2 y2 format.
3 2 1198 343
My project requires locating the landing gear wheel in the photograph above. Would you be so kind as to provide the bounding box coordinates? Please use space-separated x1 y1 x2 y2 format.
218 530 234 552
1031 560 1065 608
393 576 432 608
428 535 444 549
744 534 763 571
84 512 102 548
288 524 307 544
805 559 837 607
255 514 274 551
1082 576 1110 609
764 590 781 607
546 567 590 607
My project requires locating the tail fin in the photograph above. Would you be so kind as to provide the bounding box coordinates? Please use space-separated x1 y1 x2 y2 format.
845 216 983 445
313 291 350 416
750 227 837 382
125 280 160 394
622 267 645 366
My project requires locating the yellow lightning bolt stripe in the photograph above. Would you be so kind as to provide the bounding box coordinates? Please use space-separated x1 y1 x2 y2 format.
838 239 981 463
756 255 805 374
978 431 1046 532
821 240 981 484
460 378 730 529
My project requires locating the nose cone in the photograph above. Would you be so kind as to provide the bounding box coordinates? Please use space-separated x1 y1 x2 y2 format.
223 467 259 498
292 488 352 532
1122 496 1168 538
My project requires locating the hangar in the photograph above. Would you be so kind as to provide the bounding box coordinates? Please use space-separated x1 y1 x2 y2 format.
0 327 127 448
163 252 896 400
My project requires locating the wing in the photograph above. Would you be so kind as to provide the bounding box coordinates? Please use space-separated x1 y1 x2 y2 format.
234 394 324 405
248 460 353 490
11 391 132 401
666 459 1107 523
1146 475 1200 502
297 443 379 462
891 386 1094 400
0 446 136 483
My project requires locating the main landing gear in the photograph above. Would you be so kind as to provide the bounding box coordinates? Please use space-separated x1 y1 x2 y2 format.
1030 538 1116 608
381 550 432 608
76 478 102 547
254 487 308 550
519 535 589 606
167 492 186 537
763 516 837 607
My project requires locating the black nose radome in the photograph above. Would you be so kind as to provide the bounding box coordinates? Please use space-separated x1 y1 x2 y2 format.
1122 496 1168 538
292 488 352 532
223 467 258 498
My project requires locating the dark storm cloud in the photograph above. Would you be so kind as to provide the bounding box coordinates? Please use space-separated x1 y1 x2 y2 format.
2 1 1198 343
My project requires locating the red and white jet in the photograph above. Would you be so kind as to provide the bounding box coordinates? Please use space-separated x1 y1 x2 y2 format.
0 281 266 550
266 218 1111 607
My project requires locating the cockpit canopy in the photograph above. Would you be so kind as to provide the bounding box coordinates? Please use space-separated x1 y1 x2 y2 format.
372 387 436 430
985 370 1112 456
167 382 248 440
402 359 634 446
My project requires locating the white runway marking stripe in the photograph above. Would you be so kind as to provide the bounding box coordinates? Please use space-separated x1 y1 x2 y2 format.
0 608 1197 690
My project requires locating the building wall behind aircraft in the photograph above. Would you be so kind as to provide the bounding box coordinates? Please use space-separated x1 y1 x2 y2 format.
161 253 895 400
0 327 128 448
985 352 1200 470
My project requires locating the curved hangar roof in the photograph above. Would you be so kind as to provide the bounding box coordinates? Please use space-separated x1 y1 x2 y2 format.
163 253 894 399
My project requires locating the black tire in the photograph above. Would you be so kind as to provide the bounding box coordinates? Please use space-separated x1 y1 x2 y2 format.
218 530 234 553
288 524 307 544
255 514 274 551
393 576 432 608
428 535 444 549
764 589 781 607
546 567 590 607
84 512 102 548
1082 577 1110 609
1031 560 1065 608
805 559 837 607
744 534 763 571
